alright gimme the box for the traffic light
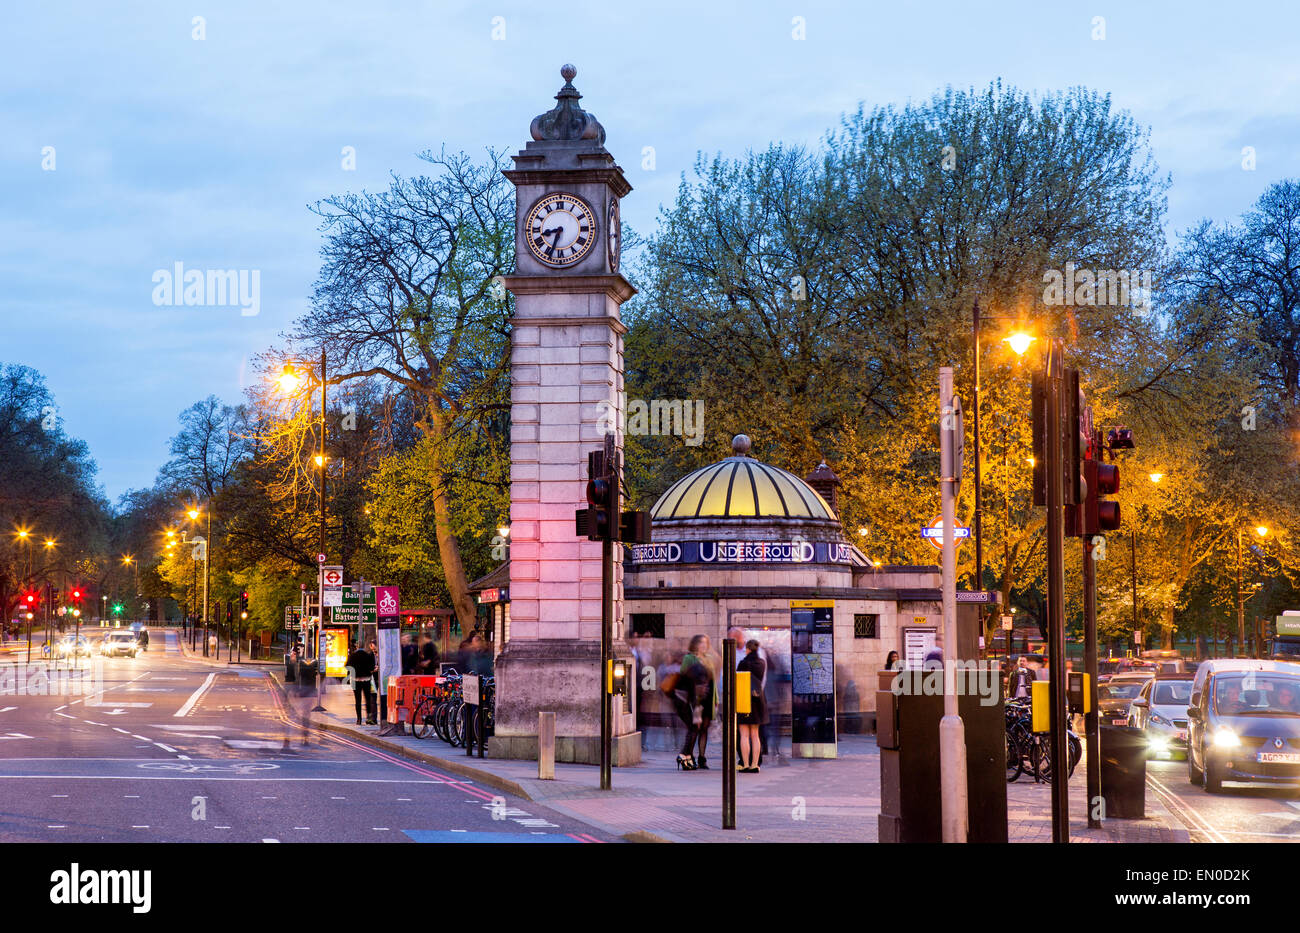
[226,600,233,624]
[71,588,82,603]
[240,591,249,614]
[1083,457,1122,535]
[576,449,618,541]
[24,591,36,608]
[112,603,123,615]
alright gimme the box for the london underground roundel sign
[920,516,971,550]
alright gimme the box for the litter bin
[1099,725,1148,819]
[284,654,297,682]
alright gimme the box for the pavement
[275,668,1191,843]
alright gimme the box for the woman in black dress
[736,640,766,772]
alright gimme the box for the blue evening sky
[2,0,1296,501]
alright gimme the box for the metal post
[600,534,613,791]
[722,637,736,830]
[1236,530,1244,659]
[313,350,328,712]
[1044,343,1069,843]
[1131,529,1139,647]
[972,301,984,595]
[939,367,968,842]
[1083,534,1101,829]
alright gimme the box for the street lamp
[273,351,329,709]
[179,509,211,656]
[971,302,1036,652]
[1237,525,1271,658]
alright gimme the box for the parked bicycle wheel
[434,700,452,743]
[448,701,465,747]
[411,697,436,740]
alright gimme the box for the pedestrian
[401,634,418,676]
[727,626,767,765]
[1008,656,1033,699]
[672,635,716,770]
[466,632,493,676]
[737,640,766,772]
[416,636,439,676]
[884,650,901,671]
[629,634,651,750]
[346,639,378,725]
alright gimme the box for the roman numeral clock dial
[526,192,596,267]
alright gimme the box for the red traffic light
[71,589,81,600]
[1083,460,1121,533]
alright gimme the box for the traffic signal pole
[1083,533,1101,829]
[1043,344,1069,843]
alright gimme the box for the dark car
[1187,660,1300,793]
[1098,679,1148,725]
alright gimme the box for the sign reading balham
[628,540,851,565]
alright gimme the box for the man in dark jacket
[346,641,378,724]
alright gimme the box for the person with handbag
[736,640,767,772]
[669,635,716,770]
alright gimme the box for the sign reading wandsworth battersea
[629,541,852,565]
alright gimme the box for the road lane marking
[0,733,33,740]
[0,706,16,713]
[330,796,346,800]
[131,735,150,741]
[47,825,65,829]
[373,827,389,831]
[124,795,140,798]
[263,838,279,843]
[53,705,67,711]
[113,728,131,734]
[132,825,149,829]
[294,827,310,830]
[175,672,219,717]
[154,743,177,753]
[1146,774,1229,843]
[55,713,76,720]
[51,794,67,797]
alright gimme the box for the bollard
[722,638,736,830]
[538,712,556,780]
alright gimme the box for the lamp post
[275,352,329,710]
[970,301,1034,648]
[1237,525,1270,658]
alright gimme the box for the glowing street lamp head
[16,528,28,540]
[497,525,511,539]
[44,539,56,549]
[277,365,303,393]
[314,455,326,467]
[1006,332,1035,356]
[1026,456,1036,468]
[187,508,200,521]
[1148,473,1163,484]
[1257,526,1270,537]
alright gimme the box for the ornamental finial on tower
[529,64,606,145]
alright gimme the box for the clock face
[525,193,596,267]
[607,197,621,272]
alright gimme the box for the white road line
[131,825,149,829]
[450,829,466,832]
[131,735,150,742]
[1146,774,1230,843]
[47,825,65,829]
[261,796,277,800]
[373,827,389,831]
[113,728,131,734]
[123,795,140,798]
[263,838,279,843]
[175,672,218,717]
[0,706,16,713]
[55,713,76,719]
[154,743,177,753]
[214,826,231,830]
[53,705,67,712]
[177,755,191,760]
[84,721,108,727]
[330,796,346,800]
[51,794,67,798]
[293,826,310,830]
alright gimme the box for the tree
[284,150,513,630]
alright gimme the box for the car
[1186,659,1300,793]
[44,635,92,659]
[1128,675,1194,759]
[100,631,139,658]
[1097,657,1156,684]
[1098,680,1148,726]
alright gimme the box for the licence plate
[1176,731,1187,741]
[1257,752,1300,763]
[1111,719,1127,725]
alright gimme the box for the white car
[100,631,139,658]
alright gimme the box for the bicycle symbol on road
[137,761,280,775]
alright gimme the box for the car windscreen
[1103,683,1144,699]
[1213,674,1300,715]
[1152,682,1190,705]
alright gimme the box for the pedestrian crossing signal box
[1032,674,1091,732]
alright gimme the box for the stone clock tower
[494,65,640,765]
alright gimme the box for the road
[0,628,613,843]
[1147,758,1300,843]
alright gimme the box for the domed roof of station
[650,435,837,524]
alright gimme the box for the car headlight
[1213,728,1241,748]
[1148,736,1170,753]
[1150,713,1170,727]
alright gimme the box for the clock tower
[494,65,640,764]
